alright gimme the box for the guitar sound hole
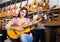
[29,5,31,7]
[14,30,17,34]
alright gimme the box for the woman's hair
[17,7,28,18]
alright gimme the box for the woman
[5,7,33,42]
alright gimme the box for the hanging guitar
[42,0,49,10]
[0,8,3,17]
[4,2,10,17]
[29,0,38,12]
[1,8,5,17]
[12,0,18,16]
[7,17,42,39]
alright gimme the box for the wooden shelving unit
[46,8,60,25]
[45,8,60,42]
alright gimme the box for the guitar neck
[23,23,37,29]
[23,17,42,29]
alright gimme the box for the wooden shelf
[46,8,60,26]
[46,21,60,26]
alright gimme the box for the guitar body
[29,6,37,12]
[42,3,49,10]
[7,24,30,39]
[42,0,49,10]
[1,9,5,17]
[29,0,38,12]
[5,8,9,16]
[0,11,2,17]
[10,7,15,16]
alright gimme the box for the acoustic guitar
[1,8,5,17]
[4,7,9,16]
[9,6,16,16]
[24,0,29,12]
[29,0,38,12]
[42,0,49,10]
[0,9,2,17]
[7,17,42,39]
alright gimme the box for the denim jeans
[20,33,33,42]
[10,33,33,42]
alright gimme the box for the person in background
[31,7,47,42]
[5,7,33,42]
